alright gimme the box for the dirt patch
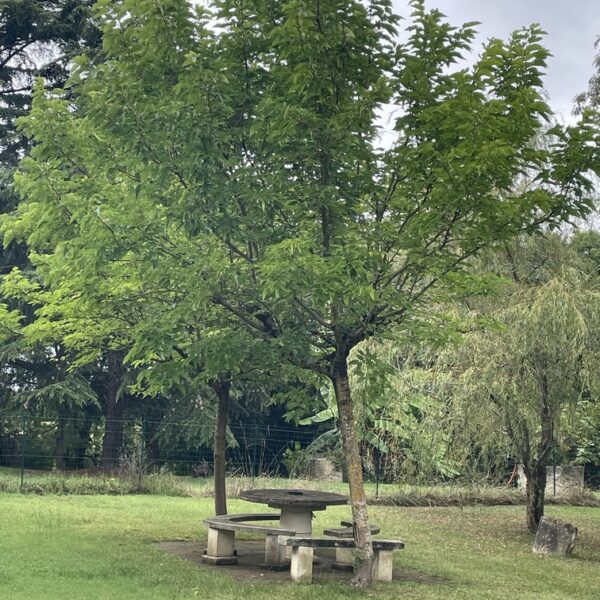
[156,539,444,585]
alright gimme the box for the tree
[457,271,599,531]
[202,2,599,580]
[2,156,298,504]
[5,0,600,585]
[1,0,99,214]
[389,235,600,531]
[294,337,462,483]
[571,229,600,274]
[0,1,101,467]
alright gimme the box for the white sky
[404,0,600,121]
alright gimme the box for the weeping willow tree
[453,272,600,531]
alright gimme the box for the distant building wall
[305,457,343,482]
[517,465,585,495]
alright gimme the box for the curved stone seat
[204,513,295,535]
[202,513,295,567]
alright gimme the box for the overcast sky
[193,0,599,121]
[396,0,600,121]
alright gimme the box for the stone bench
[278,535,405,583]
[202,513,295,567]
[323,521,381,572]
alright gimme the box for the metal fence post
[140,418,146,488]
[20,414,26,491]
[252,424,258,480]
[375,450,382,499]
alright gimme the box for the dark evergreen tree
[0,1,100,467]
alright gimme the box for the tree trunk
[332,353,373,587]
[101,351,125,470]
[210,377,231,516]
[525,462,547,532]
[524,371,553,532]
[72,414,93,470]
[142,417,161,468]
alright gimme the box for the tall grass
[0,469,197,496]
[369,484,600,508]
[1,468,599,507]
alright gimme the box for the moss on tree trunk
[332,352,374,586]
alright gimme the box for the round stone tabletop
[240,488,348,511]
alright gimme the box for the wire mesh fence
[2,415,599,491]
[0,414,335,483]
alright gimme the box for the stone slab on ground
[532,517,578,556]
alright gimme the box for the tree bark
[525,463,547,532]
[524,370,553,532]
[72,414,93,470]
[210,377,231,516]
[142,417,161,467]
[332,352,373,586]
[100,351,125,470]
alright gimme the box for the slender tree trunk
[143,417,161,468]
[524,371,553,532]
[211,377,231,516]
[101,351,125,470]
[524,462,547,532]
[72,414,93,469]
[101,396,124,470]
[332,352,373,587]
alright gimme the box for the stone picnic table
[204,488,405,582]
[239,488,348,538]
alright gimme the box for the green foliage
[2,1,600,506]
[458,273,598,453]
[0,301,21,341]
[17,373,99,412]
[395,236,600,480]
[0,0,99,168]
[0,1,103,448]
[7,0,599,374]
[571,229,600,275]
[293,338,463,481]
[0,469,195,496]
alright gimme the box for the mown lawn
[0,493,598,599]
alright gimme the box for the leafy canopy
[2,0,600,384]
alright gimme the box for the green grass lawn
[0,493,598,599]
